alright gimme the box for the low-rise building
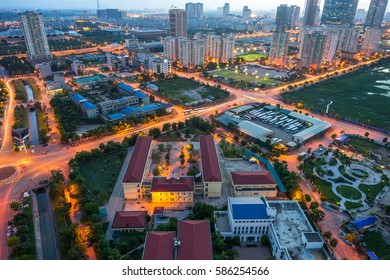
[152,57,172,75]
[199,135,222,198]
[122,136,153,199]
[215,197,327,260]
[150,176,194,203]
[71,93,97,119]
[142,220,213,260]
[231,171,277,197]
[36,62,52,79]
[118,83,150,105]
[112,211,147,232]
[71,59,85,75]
[98,96,139,115]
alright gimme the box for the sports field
[213,69,277,85]
[237,53,266,62]
[282,61,390,131]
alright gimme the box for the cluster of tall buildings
[275,4,300,31]
[185,2,203,19]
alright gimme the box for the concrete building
[221,35,235,63]
[231,171,277,197]
[299,31,328,69]
[112,211,147,232]
[150,177,194,203]
[164,37,206,68]
[36,62,52,79]
[289,5,301,29]
[106,52,118,71]
[361,28,383,56]
[122,136,153,200]
[223,3,230,17]
[117,83,150,105]
[302,0,321,26]
[269,30,290,66]
[143,220,213,260]
[128,29,166,40]
[71,93,97,119]
[215,197,326,260]
[365,0,389,28]
[275,4,291,31]
[186,3,203,19]
[169,9,187,37]
[321,0,359,26]
[242,6,252,21]
[19,11,52,61]
[205,34,235,63]
[71,59,85,75]
[152,57,172,75]
[98,96,139,115]
[199,135,222,198]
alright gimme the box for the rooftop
[112,211,147,229]
[143,231,175,260]
[231,171,276,185]
[288,111,332,141]
[232,204,269,220]
[151,177,194,193]
[107,112,125,121]
[118,83,137,93]
[351,216,377,230]
[238,121,274,141]
[71,93,86,102]
[81,101,96,110]
[122,136,152,183]
[133,91,148,98]
[199,135,222,182]
[177,220,213,260]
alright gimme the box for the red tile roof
[122,136,152,183]
[231,171,276,185]
[112,211,147,229]
[177,220,213,260]
[143,231,175,260]
[150,177,194,192]
[199,135,222,182]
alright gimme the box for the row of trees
[273,160,300,199]
[0,79,8,124]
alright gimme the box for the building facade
[152,58,172,75]
[19,11,52,61]
[150,177,194,203]
[269,30,290,66]
[98,96,139,115]
[365,0,389,28]
[361,28,383,56]
[321,0,359,25]
[186,3,203,19]
[169,9,187,37]
[231,171,278,197]
[302,0,321,26]
[242,6,252,21]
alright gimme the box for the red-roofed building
[112,211,147,232]
[142,220,213,260]
[199,135,222,198]
[150,176,194,203]
[231,171,277,197]
[122,136,152,199]
[177,220,213,260]
[142,231,175,260]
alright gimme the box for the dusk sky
[0,0,385,12]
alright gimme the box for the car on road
[31,150,36,154]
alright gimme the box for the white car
[31,150,36,154]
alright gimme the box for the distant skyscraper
[289,5,301,29]
[19,11,51,61]
[321,0,358,25]
[106,9,123,20]
[185,3,203,20]
[269,30,290,65]
[361,28,383,55]
[223,3,230,17]
[355,9,367,21]
[169,9,187,37]
[275,4,291,31]
[365,0,389,28]
[243,6,252,21]
[303,0,321,26]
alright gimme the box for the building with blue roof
[215,197,327,260]
[80,101,97,119]
[107,112,125,121]
[71,93,87,103]
[118,83,150,105]
[351,216,377,231]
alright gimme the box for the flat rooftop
[268,201,327,260]
[215,212,231,233]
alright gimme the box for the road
[1,56,389,259]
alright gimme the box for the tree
[364,132,369,138]
[178,121,184,130]
[329,238,338,248]
[304,194,311,203]
[162,123,171,132]
[331,133,337,140]
[83,202,99,217]
[148,127,161,138]
[383,137,388,144]
[251,144,260,153]
[7,236,21,248]
[323,231,332,239]
[310,201,319,211]
[172,123,177,131]
[180,158,185,166]
[310,209,325,223]
[10,202,21,211]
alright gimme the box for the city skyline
[0,0,388,12]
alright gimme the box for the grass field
[78,151,125,206]
[213,70,277,85]
[237,53,266,62]
[362,231,390,259]
[344,201,363,209]
[282,61,390,131]
[359,181,387,203]
[336,185,362,200]
[154,76,228,104]
[312,175,341,205]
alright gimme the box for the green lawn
[312,175,341,205]
[344,201,363,209]
[338,165,357,182]
[78,151,126,206]
[237,53,266,62]
[362,231,390,260]
[154,76,228,104]
[359,181,387,203]
[329,176,353,184]
[336,185,362,200]
[213,70,277,85]
[281,61,390,131]
[348,136,386,154]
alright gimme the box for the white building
[361,28,383,56]
[205,34,235,63]
[36,62,52,79]
[186,2,203,19]
[169,9,187,37]
[164,37,206,68]
[152,57,172,75]
[71,59,85,76]
[221,36,235,62]
[19,11,52,61]
[215,197,327,260]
